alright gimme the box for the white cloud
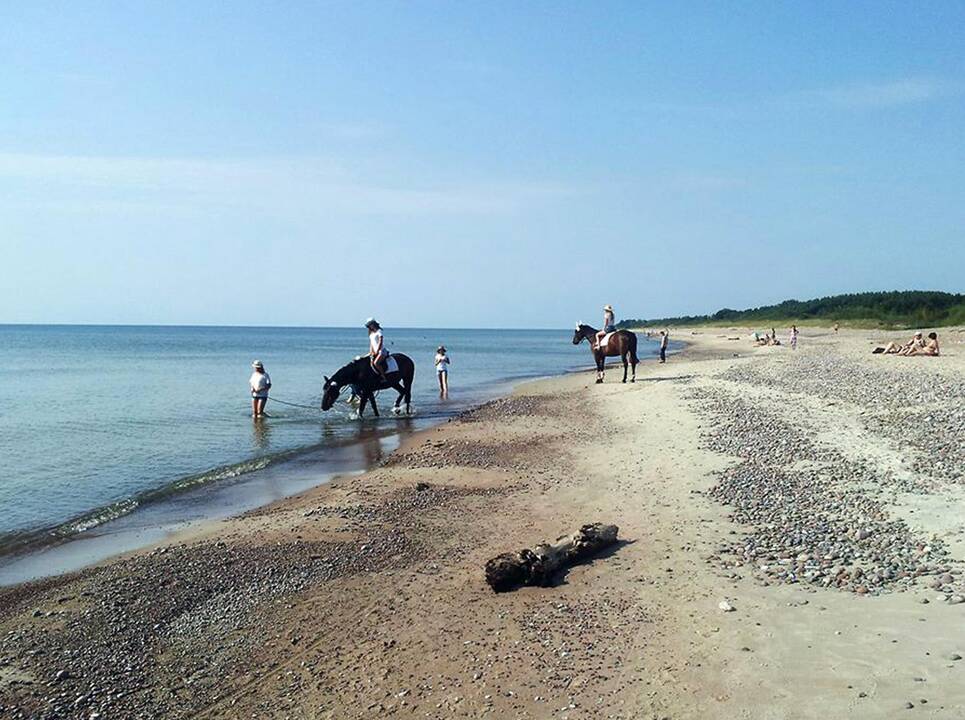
[797,77,952,109]
[0,153,577,217]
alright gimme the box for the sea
[0,325,667,584]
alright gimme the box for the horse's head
[572,322,588,345]
[321,375,341,411]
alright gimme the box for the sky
[2,1,964,328]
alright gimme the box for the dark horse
[321,354,415,417]
[572,323,638,383]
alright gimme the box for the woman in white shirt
[365,318,388,380]
[595,304,616,350]
[435,345,450,397]
[249,360,271,418]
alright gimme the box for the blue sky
[2,2,963,327]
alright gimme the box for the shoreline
[0,336,681,587]
[4,326,960,719]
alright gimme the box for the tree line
[617,291,965,329]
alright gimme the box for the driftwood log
[485,523,619,593]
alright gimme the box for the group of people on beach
[249,304,686,418]
[753,325,799,349]
[247,318,453,418]
[874,330,941,357]
[365,317,451,396]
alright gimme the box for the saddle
[379,354,399,374]
[597,332,617,350]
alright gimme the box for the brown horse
[573,323,639,383]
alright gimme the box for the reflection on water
[251,417,273,451]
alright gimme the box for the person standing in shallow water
[249,361,271,418]
[435,345,450,397]
[658,330,668,363]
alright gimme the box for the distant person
[834,322,840,333]
[790,325,799,350]
[249,360,271,418]
[365,318,388,380]
[435,345,450,396]
[658,330,668,363]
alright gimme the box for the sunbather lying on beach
[875,331,924,355]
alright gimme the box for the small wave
[0,451,302,557]
[0,421,417,559]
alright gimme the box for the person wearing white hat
[249,360,271,418]
[897,331,925,356]
[365,318,388,380]
[595,304,617,350]
[435,345,450,397]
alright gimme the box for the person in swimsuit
[595,304,616,350]
[908,332,940,356]
[365,318,388,380]
[435,345,450,397]
[790,325,799,350]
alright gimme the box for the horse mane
[331,357,366,386]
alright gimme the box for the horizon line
[0,321,570,331]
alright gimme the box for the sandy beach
[2,326,964,719]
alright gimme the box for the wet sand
[1,326,964,719]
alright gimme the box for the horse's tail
[400,353,415,403]
[627,332,639,365]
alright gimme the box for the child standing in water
[435,346,450,397]
[249,360,271,418]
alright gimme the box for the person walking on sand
[658,330,668,363]
[435,345,450,397]
[365,318,388,380]
[595,304,617,350]
[790,325,799,350]
[249,360,271,418]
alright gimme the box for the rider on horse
[365,318,388,381]
[595,304,616,350]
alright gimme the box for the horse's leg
[622,351,628,383]
[596,352,604,383]
[390,382,405,414]
[357,391,368,418]
[369,391,380,417]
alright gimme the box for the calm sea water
[0,325,665,559]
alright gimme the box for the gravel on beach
[694,345,964,599]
